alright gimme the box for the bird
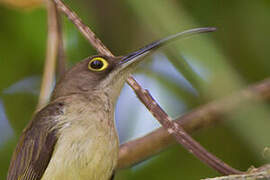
[7,27,215,180]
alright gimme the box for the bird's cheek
[77,82,95,92]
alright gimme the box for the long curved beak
[119,27,216,67]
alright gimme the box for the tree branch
[38,0,60,108]
[53,0,113,57]
[55,10,66,79]
[125,77,242,175]
[203,164,270,180]
[118,78,270,169]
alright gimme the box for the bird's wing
[7,102,64,180]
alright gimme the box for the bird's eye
[88,57,109,72]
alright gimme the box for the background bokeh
[1,0,270,179]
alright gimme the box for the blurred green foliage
[1,0,270,179]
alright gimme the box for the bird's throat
[42,94,119,180]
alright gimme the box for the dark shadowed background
[1,0,270,179]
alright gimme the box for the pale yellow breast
[41,95,119,180]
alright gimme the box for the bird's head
[52,27,216,101]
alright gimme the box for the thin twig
[38,0,60,108]
[118,78,270,169]
[51,0,241,175]
[55,10,66,78]
[53,0,113,57]
[126,77,242,175]
[203,164,270,180]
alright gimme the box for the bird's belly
[41,124,119,180]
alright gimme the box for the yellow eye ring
[88,57,109,72]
